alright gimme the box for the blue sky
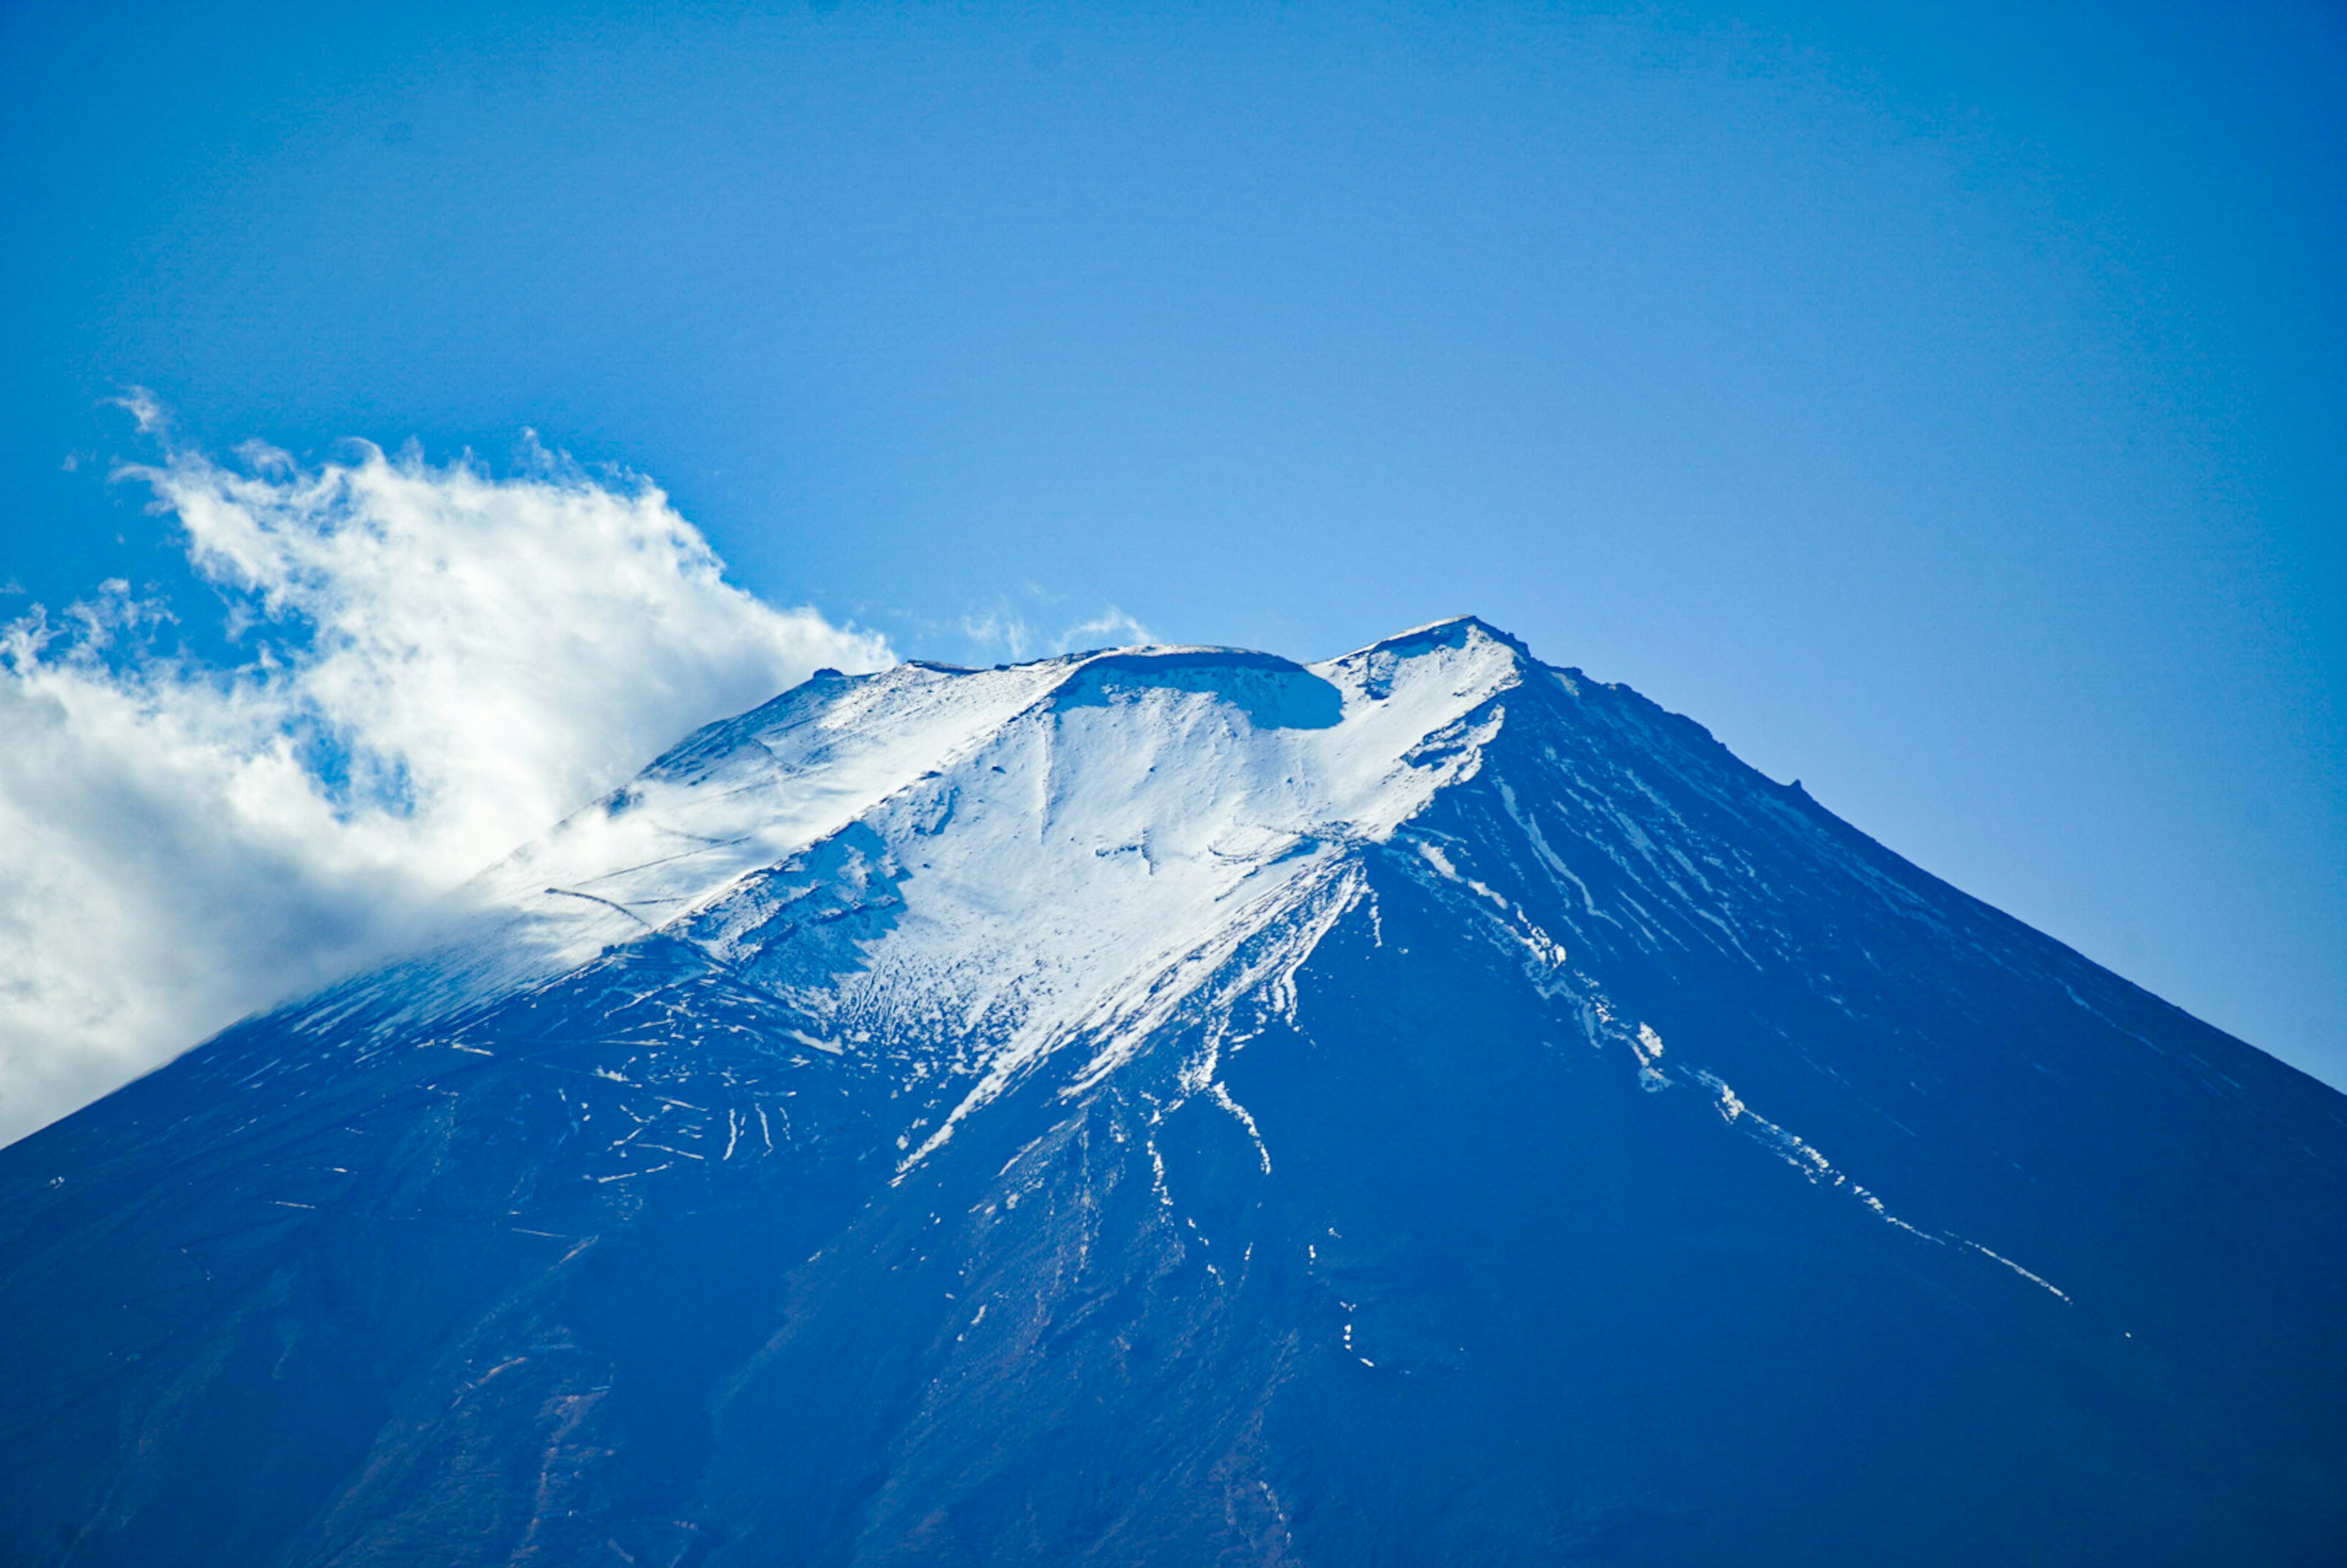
[2,0,2341,1102]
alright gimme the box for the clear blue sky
[4,0,2342,1085]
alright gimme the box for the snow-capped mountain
[3,618,2343,1566]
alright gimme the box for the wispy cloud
[957,594,1156,663]
[0,419,889,1145]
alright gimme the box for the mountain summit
[4,618,2343,1566]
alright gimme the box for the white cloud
[1058,608,1156,649]
[958,599,1156,662]
[0,431,889,1146]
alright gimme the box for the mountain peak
[410,622,1544,1093]
[1358,612,1538,662]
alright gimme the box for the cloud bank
[0,432,889,1145]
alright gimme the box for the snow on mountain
[397,623,1526,1160]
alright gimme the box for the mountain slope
[2,618,2342,1566]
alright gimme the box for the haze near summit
[0,0,2340,1139]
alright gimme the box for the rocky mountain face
[2,617,2342,1566]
